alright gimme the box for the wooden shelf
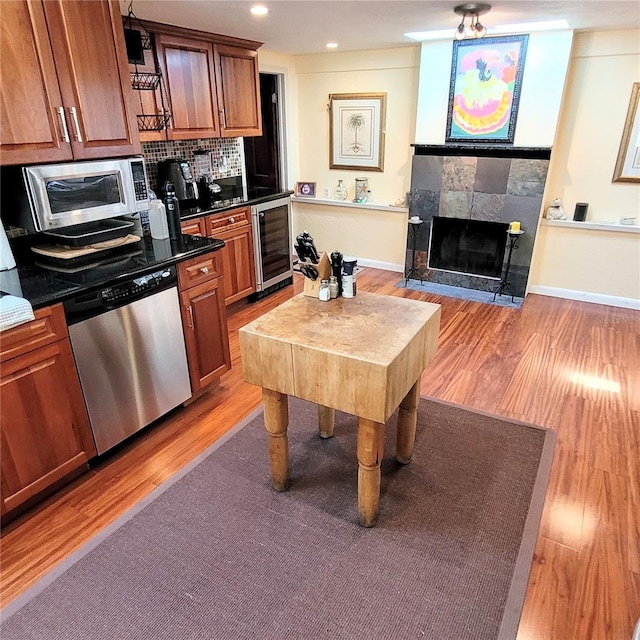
[291,196,408,214]
[541,219,640,234]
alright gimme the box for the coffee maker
[157,159,199,208]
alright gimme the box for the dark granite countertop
[178,187,293,221]
[1,186,292,311]
[1,234,224,310]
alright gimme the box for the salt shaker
[318,279,330,301]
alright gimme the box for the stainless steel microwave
[19,157,150,231]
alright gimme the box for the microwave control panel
[131,159,150,211]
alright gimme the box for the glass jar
[355,177,368,203]
[318,279,330,301]
[329,275,339,298]
[334,180,348,201]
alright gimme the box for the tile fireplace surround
[406,145,551,298]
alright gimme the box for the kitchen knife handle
[69,107,83,142]
[57,107,70,143]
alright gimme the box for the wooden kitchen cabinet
[214,44,262,137]
[155,33,221,140]
[0,304,96,520]
[178,253,231,392]
[137,21,262,140]
[0,0,140,166]
[206,208,257,305]
[181,218,207,237]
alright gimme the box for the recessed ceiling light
[250,5,269,16]
[404,19,570,42]
[404,29,454,41]
[494,19,570,33]
[326,42,338,49]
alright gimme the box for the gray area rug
[1,398,554,640]
[396,279,524,308]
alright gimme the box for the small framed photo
[295,181,316,197]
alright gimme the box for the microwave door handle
[57,107,70,143]
[69,107,83,142]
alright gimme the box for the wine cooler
[250,196,293,299]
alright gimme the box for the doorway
[243,72,285,191]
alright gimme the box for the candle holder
[405,218,424,285]
[493,229,524,302]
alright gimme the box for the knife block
[302,252,331,297]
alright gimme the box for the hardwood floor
[2,268,639,639]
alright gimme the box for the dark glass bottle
[163,181,182,241]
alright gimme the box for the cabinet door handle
[187,305,194,329]
[199,266,209,274]
[57,107,70,143]
[69,107,83,142]
[220,108,226,128]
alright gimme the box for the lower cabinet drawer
[177,252,221,289]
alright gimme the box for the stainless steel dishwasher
[63,265,191,455]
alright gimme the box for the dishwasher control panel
[102,268,173,303]
[64,266,177,325]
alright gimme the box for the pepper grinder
[330,250,343,296]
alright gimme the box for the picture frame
[295,181,316,197]
[329,92,386,171]
[612,82,640,183]
[445,35,529,144]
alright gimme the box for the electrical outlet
[324,187,330,197]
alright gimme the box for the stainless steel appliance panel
[251,197,293,292]
[22,157,149,231]
[68,286,191,454]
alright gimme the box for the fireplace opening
[428,217,509,278]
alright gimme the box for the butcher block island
[239,292,441,526]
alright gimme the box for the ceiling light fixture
[250,5,269,16]
[454,3,491,40]
[326,42,338,49]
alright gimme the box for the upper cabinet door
[156,34,221,140]
[214,44,262,137]
[43,0,140,160]
[0,0,139,166]
[0,0,72,165]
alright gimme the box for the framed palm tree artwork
[329,93,386,171]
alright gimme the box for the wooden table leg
[262,388,289,491]
[318,405,335,439]
[357,417,385,527]
[396,378,421,464]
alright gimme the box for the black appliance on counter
[157,159,199,207]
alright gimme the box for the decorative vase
[334,179,347,200]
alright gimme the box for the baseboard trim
[528,285,640,310]
[357,258,404,273]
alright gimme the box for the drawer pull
[200,266,209,274]
[229,217,235,224]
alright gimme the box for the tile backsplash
[143,138,244,195]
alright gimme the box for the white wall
[294,47,420,205]
[528,30,640,305]
[288,47,420,268]
[415,31,574,147]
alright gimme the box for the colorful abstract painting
[445,35,529,144]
